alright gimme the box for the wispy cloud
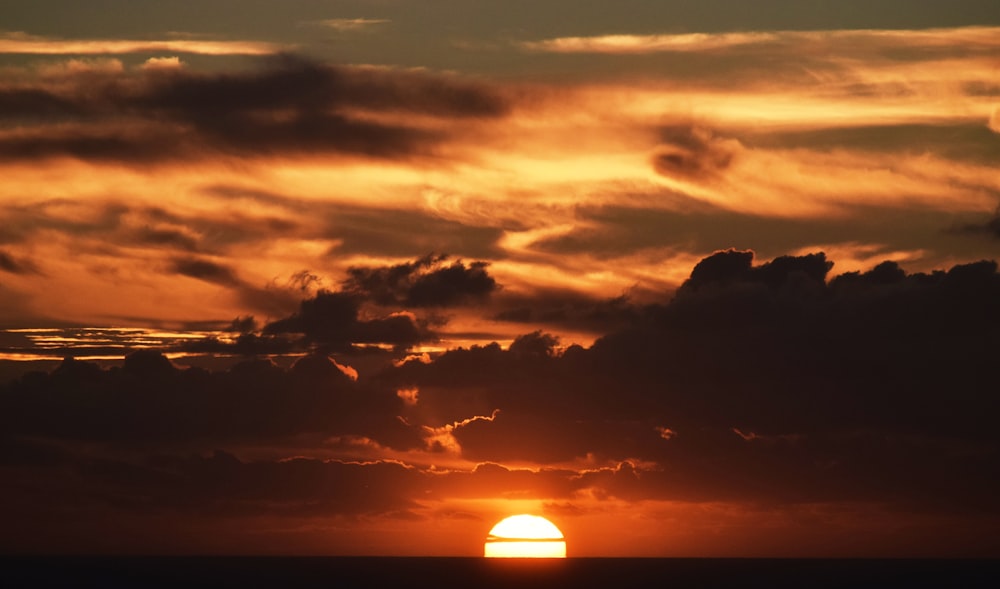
[0,31,285,55]
[522,26,1000,54]
[306,18,390,32]
[522,31,779,53]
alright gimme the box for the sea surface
[2,557,998,588]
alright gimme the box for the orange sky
[1,2,999,557]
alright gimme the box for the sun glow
[484,514,566,558]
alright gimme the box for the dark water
[2,557,998,588]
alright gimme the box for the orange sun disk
[484,514,567,558]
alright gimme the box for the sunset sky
[1,1,999,556]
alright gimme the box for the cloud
[0,55,509,164]
[1,251,998,554]
[343,254,497,307]
[0,350,418,449]
[170,257,241,286]
[521,26,1000,55]
[0,249,41,275]
[522,31,781,54]
[387,251,1000,506]
[951,206,1000,239]
[140,56,183,70]
[243,254,500,351]
[651,126,742,181]
[263,291,432,351]
[681,248,833,290]
[0,31,284,55]
[309,19,391,32]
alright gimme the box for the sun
[484,514,566,558]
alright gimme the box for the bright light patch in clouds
[523,31,780,53]
[140,56,183,70]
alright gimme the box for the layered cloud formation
[2,252,998,554]
[0,23,996,335]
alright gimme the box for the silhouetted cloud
[344,254,497,307]
[0,55,509,163]
[386,251,1000,509]
[1,251,998,554]
[0,351,417,449]
[170,257,241,286]
[263,291,431,350]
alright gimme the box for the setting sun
[484,514,567,558]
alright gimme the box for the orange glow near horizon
[484,514,567,558]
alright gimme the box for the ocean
[2,557,998,588]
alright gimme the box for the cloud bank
[2,252,997,555]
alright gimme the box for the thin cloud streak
[0,31,286,55]
[307,19,391,32]
[522,26,1000,54]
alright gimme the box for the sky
[1,1,999,556]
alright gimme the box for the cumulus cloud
[230,254,501,352]
[140,56,183,70]
[261,291,428,351]
[388,251,1000,504]
[343,254,497,307]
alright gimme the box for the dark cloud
[0,249,41,275]
[951,206,1000,240]
[493,288,644,335]
[263,290,432,350]
[343,254,497,307]
[2,251,998,553]
[170,257,241,286]
[0,87,88,120]
[682,248,832,289]
[327,207,507,259]
[652,126,741,180]
[387,251,1000,510]
[740,122,1000,166]
[0,127,182,163]
[133,227,200,251]
[532,203,1000,264]
[137,55,507,119]
[252,255,499,351]
[0,351,418,450]
[0,56,509,163]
